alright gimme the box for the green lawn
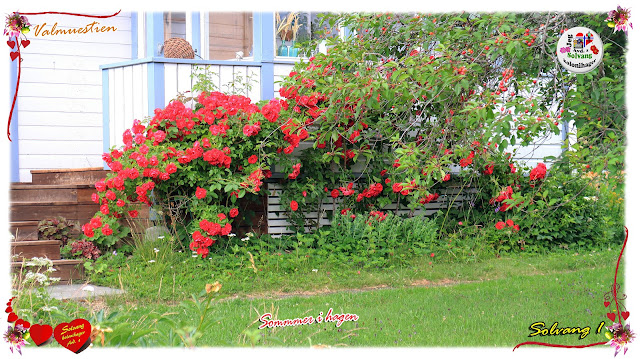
[82,249,622,347]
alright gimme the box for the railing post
[101,69,110,169]
[253,12,275,101]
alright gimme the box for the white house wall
[17,12,132,182]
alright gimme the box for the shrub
[37,216,78,245]
[82,91,297,257]
[295,212,439,268]
[82,11,625,259]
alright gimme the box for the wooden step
[11,240,61,260]
[10,184,96,203]
[10,221,39,241]
[31,167,108,186]
[10,201,99,223]
[11,259,84,284]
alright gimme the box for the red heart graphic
[7,40,15,49]
[54,319,91,353]
[7,312,18,322]
[604,301,610,308]
[607,312,617,322]
[622,311,630,320]
[5,306,12,313]
[30,324,53,346]
[21,39,30,48]
[15,319,30,329]
[10,51,19,61]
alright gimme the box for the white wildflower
[82,285,95,292]
[241,237,250,242]
[312,269,318,273]
[148,260,156,263]
[154,248,160,253]
[228,233,236,237]
[25,257,53,267]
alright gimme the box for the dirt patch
[225,284,391,301]
[410,278,460,287]
[221,279,480,302]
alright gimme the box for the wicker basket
[163,37,195,59]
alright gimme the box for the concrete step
[10,184,96,203]
[10,221,39,241]
[11,240,61,261]
[30,167,108,186]
[11,259,84,284]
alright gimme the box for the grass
[17,241,623,348]
[53,246,622,347]
[92,244,621,304]
[98,260,621,347]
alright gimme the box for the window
[208,12,253,60]
[275,12,340,57]
[164,12,186,40]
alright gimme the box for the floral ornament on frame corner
[5,12,31,58]
[606,5,633,34]
[5,12,31,141]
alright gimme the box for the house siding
[17,12,132,182]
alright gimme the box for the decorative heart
[30,324,54,346]
[604,301,611,308]
[6,40,15,49]
[54,319,92,353]
[10,51,19,61]
[21,39,30,48]
[15,319,30,329]
[622,311,630,320]
[7,312,18,322]
[5,306,12,313]
[607,312,617,322]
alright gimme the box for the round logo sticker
[556,27,604,73]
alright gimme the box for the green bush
[294,212,439,268]
[442,167,624,254]
[516,170,624,251]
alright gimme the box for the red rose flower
[90,217,102,229]
[530,162,547,181]
[82,224,94,238]
[229,208,239,218]
[495,221,506,230]
[331,189,340,198]
[101,225,113,236]
[128,210,139,218]
[195,187,207,199]
[248,155,258,164]
[290,200,299,211]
